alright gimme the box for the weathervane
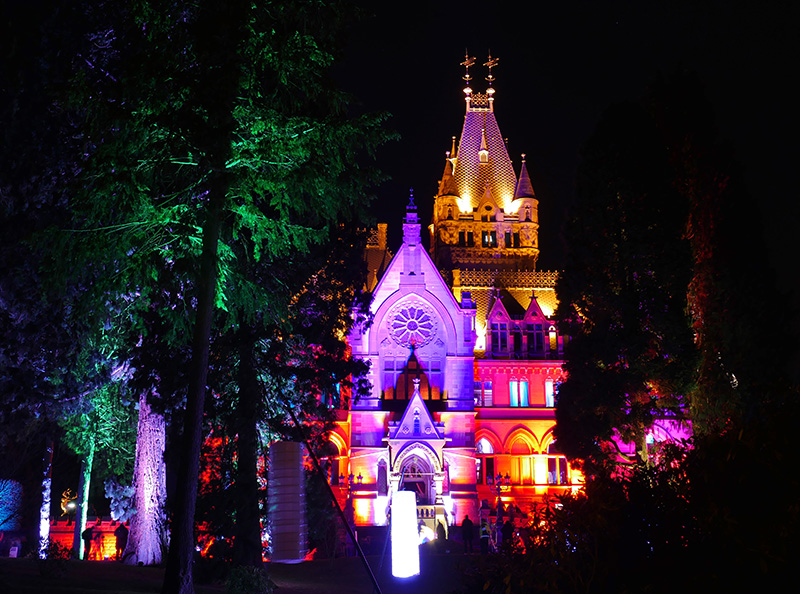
[461,51,476,92]
[484,52,499,90]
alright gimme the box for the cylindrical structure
[391,490,420,578]
[269,442,306,563]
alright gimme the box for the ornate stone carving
[388,301,437,348]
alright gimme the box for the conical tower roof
[437,155,458,197]
[452,94,517,210]
[514,155,536,199]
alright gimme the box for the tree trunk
[124,391,167,565]
[161,165,226,594]
[160,4,247,591]
[233,327,264,567]
[38,439,54,559]
[72,438,95,559]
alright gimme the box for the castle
[327,59,582,532]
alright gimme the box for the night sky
[334,0,797,302]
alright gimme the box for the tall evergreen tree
[49,1,389,591]
[555,100,696,467]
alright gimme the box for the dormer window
[490,322,508,353]
[479,148,488,163]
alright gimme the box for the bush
[226,565,274,594]
[37,540,73,578]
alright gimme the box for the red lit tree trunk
[233,327,264,567]
[124,391,167,565]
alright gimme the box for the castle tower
[431,54,557,352]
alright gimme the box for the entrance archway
[399,454,433,505]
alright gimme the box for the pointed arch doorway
[399,455,433,505]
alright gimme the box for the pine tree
[51,1,389,590]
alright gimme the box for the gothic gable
[388,380,445,441]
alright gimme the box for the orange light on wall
[353,497,373,525]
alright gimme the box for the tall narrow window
[491,323,499,353]
[545,379,555,408]
[467,231,474,246]
[510,380,529,407]
[474,381,483,406]
[519,380,529,407]
[458,231,465,246]
[505,231,512,247]
[483,381,493,406]
[485,457,495,485]
[378,461,388,496]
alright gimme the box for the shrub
[226,565,274,594]
[37,539,73,578]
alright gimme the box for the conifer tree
[50,1,389,590]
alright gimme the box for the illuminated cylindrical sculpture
[391,491,420,578]
[269,442,306,563]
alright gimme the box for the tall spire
[514,154,536,199]
[437,153,458,197]
[403,188,421,246]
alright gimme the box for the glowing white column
[269,442,307,563]
[391,491,420,578]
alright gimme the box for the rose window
[388,302,436,348]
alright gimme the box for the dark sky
[334,0,797,300]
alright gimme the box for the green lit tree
[52,1,389,590]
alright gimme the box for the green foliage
[58,380,136,482]
[225,565,274,594]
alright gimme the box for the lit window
[548,325,558,353]
[483,381,493,406]
[547,442,568,485]
[510,380,529,407]
[545,379,555,408]
[476,438,494,454]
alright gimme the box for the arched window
[377,460,388,496]
[476,437,494,454]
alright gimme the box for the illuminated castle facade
[329,65,581,530]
